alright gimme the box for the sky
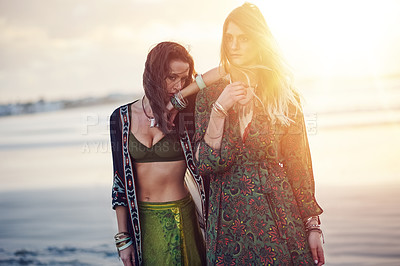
[1,0,400,103]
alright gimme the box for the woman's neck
[142,96,154,117]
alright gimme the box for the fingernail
[314,260,318,264]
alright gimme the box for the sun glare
[250,0,400,78]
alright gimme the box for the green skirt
[139,194,205,266]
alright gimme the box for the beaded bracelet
[195,74,207,90]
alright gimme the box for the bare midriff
[134,159,188,202]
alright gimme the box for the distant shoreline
[0,93,139,117]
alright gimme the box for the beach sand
[0,104,400,265]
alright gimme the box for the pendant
[149,117,156,128]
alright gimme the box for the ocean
[0,103,121,265]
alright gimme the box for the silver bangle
[195,74,207,90]
[213,101,228,116]
[212,104,227,118]
[171,91,188,111]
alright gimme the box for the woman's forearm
[204,109,226,150]
[195,110,225,161]
[115,206,130,233]
[180,66,225,98]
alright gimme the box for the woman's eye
[239,36,249,42]
[168,76,176,81]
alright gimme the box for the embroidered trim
[180,130,206,226]
[120,106,142,265]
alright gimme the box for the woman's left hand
[308,231,325,265]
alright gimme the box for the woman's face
[224,22,258,66]
[165,60,190,99]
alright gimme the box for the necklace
[142,96,157,128]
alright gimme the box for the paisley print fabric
[139,194,206,266]
[194,79,323,265]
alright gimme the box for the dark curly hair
[143,41,195,134]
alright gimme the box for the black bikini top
[128,131,185,163]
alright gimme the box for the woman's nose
[174,80,183,91]
[230,38,239,50]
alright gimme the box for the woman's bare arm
[167,66,225,124]
[180,66,226,98]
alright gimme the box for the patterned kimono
[110,101,206,266]
[194,79,323,265]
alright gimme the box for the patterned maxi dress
[194,79,323,265]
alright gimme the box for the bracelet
[114,232,130,241]
[170,91,188,111]
[213,101,228,117]
[305,224,321,231]
[115,237,131,244]
[117,239,133,251]
[195,74,207,90]
[116,239,132,249]
[177,90,188,107]
[212,104,226,118]
[303,216,325,243]
[303,216,320,225]
[304,216,320,230]
[114,232,133,258]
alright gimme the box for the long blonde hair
[220,2,301,125]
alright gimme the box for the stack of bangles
[170,90,188,111]
[304,216,324,243]
[212,101,228,117]
[114,232,133,257]
[170,74,206,111]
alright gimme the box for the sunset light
[1,1,400,265]
[251,0,400,78]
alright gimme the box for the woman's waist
[136,181,189,202]
[138,193,193,210]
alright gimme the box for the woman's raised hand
[216,82,248,111]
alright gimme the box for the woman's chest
[225,112,285,161]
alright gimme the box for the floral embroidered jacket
[194,79,323,265]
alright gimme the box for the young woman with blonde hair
[180,3,325,265]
